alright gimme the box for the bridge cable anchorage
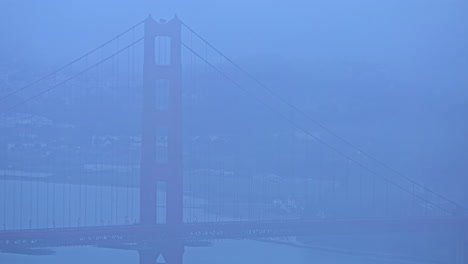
[0,20,145,105]
[180,42,454,215]
[180,21,465,213]
[2,38,144,113]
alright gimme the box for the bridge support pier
[138,245,184,264]
[161,245,184,264]
[456,232,467,264]
[139,249,159,264]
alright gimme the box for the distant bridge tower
[139,15,184,264]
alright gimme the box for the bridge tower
[140,15,184,264]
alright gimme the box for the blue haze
[0,0,467,263]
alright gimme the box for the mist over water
[0,1,467,263]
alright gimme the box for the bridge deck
[0,217,466,250]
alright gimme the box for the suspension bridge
[0,15,467,263]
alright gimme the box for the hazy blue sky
[1,0,467,68]
[0,1,467,262]
[0,0,467,201]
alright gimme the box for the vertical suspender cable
[131,28,135,224]
[114,37,119,225]
[84,54,89,226]
[2,111,6,230]
[110,47,114,226]
[126,41,130,225]
[19,145,23,229]
[100,47,104,226]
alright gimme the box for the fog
[0,0,467,263]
